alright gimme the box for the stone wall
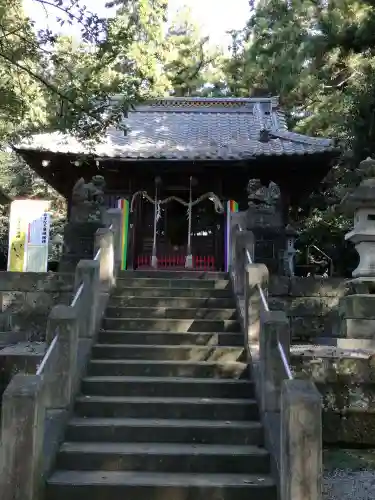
[268,276,375,445]
[269,276,349,343]
[291,347,375,445]
[0,272,74,345]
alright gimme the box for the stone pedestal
[246,205,285,274]
[340,293,375,339]
[280,379,322,500]
[59,222,102,272]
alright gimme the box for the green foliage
[164,7,225,97]
[1,0,374,275]
[0,0,49,140]
[219,0,375,275]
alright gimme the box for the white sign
[8,200,51,272]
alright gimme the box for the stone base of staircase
[45,271,277,500]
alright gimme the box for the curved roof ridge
[112,95,279,104]
[269,129,335,147]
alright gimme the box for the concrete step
[119,269,229,280]
[46,470,277,500]
[112,287,232,298]
[116,278,230,289]
[105,306,238,320]
[98,330,244,347]
[75,395,259,420]
[91,344,243,362]
[81,376,254,399]
[65,417,264,445]
[56,442,270,474]
[118,271,229,280]
[102,318,241,332]
[88,359,247,378]
[109,296,236,308]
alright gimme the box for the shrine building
[14,96,340,272]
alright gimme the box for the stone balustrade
[0,208,122,500]
[231,222,323,500]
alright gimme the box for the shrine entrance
[131,180,224,270]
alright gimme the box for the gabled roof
[15,97,338,161]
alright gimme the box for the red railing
[136,255,216,270]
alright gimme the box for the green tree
[164,7,224,97]
[221,0,375,274]
[106,0,171,96]
[0,0,167,141]
[0,0,48,140]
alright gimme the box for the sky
[23,0,250,49]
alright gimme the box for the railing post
[45,305,79,408]
[260,310,290,413]
[74,260,100,338]
[95,227,115,291]
[245,263,268,344]
[105,208,122,272]
[280,379,322,500]
[0,374,45,500]
[234,229,254,296]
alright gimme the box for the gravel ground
[324,450,375,499]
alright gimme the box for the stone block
[341,318,375,339]
[319,381,375,413]
[1,292,25,311]
[24,291,71,309]
[105,208,122,270]
[280,379,322,500]
[244,263,269,344]
[269,296,287,311]
[290,314,336,341]
[290,277,349,298]
[289,296,339,317]
[0,288,72,342]
[0,374,45,500]
[74,260,100,338]
[45,305,79,407]
[291,352,374,383]
[340,294,375,319]
[60,222,103,272]
[347,278,375,294]
[269,275,290,296]
[0,272,74,292]
[42,409,69,475]
[234,230,254,296]
[0,331,26,347]
[322,409,375,446]
[260,310,290,412]
[95,228,115,291]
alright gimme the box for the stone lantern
[343,164,375,279]
[340,158,375,340]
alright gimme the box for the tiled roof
[15,97,338,160]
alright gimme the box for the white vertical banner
[8,200,51,272]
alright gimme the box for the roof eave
[15,146,340,162]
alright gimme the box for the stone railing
[0,208,122,500]
[231,224,323,500]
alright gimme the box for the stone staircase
[45,271,277,500]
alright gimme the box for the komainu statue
[71,175,106,223]
[247,178,281,210]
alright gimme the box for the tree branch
[0,49,97,121]
[34,0,105,42]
